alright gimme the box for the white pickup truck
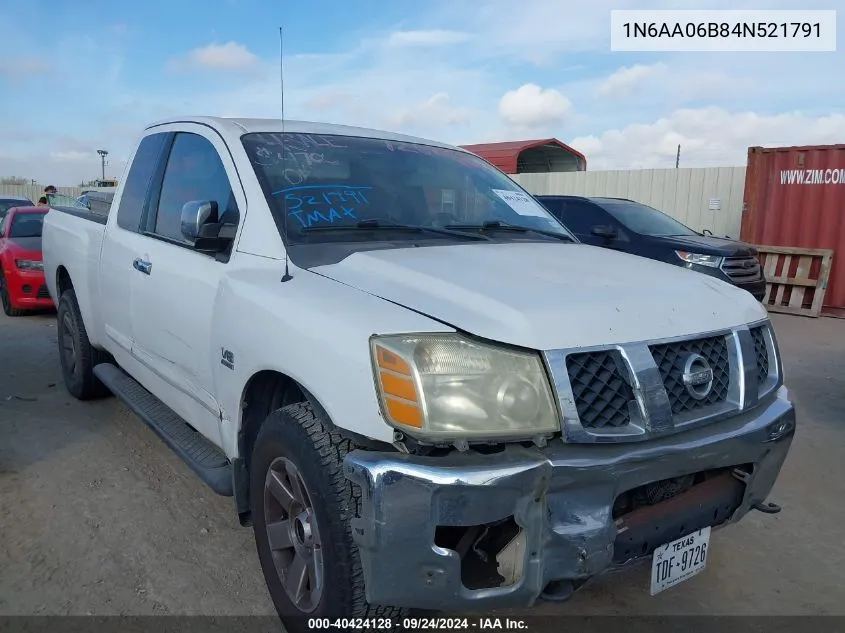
[42,117,795,628]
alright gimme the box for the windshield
[242,132,574,245]
[595,199,698,237]
[47,193,88,209]
[9,211,47,238]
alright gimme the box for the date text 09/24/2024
[307,618,529,630]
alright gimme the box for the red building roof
[460,138,587,174]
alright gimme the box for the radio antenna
[279,25,293,282]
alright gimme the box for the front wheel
[0,272,25,317]
[250,402,404,632]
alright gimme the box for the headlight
[370,333,560,441]
[15,259,43,271]
[675,251,723,268]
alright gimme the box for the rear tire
[57,289,110,400]
[250,402,405,633]
[0,272,25,317]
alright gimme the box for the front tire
[250,402,403,632]
[57,289,110,400]
[0,272,25,317]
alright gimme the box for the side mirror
[180,200,218,241]
[180,200,237,254]
[591,225,617,240]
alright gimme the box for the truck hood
[312,242,767,350]
[654,234,757,257]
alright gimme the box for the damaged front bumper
[343,387,795,611]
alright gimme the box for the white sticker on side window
[492,189,548,217]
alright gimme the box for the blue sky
[0,0,842,184]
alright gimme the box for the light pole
[97,149,109,181]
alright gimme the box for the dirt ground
[1,310,843,617]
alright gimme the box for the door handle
[133,258,152,275]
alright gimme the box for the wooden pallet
[757,246,834,317]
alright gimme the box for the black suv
[536,195,766,301]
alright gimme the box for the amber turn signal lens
[374,344,422,429]
[380,372,418,402]
[384,398,423,428]
[376,345,412,376]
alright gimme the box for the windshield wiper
[444,220,576,242]
[301,219,489,241]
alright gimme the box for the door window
[555,201,608,239]
[152,132,239,244]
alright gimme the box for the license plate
[650,526,711,595]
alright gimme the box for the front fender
[210,259,453,459]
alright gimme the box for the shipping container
[741,144,845,317]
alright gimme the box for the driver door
[128,126,245,444]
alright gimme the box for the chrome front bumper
[343,388,795,611]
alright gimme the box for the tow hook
[752,501,782,514]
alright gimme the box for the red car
[0,206,54,316]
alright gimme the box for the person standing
[36,185,57,206]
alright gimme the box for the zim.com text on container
[780,169,845,186]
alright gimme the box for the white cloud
[597,63,668,97]
[390,93,472,127]
[305,91,352,111]
[167,41,259,72]
[387,29,471,46]
[187,47,498,141]
[0,128,38,143]
[498,84,571,128]
[0,57,51,77]
[3,0,843,185]
[49,150,92,163]
[464,0,620,62]
[569,108,845,169]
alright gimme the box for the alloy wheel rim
[263,456,324,612]
[61,313,77,376]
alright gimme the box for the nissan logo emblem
[682,353,714,400]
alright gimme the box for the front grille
[566,350,634,428]
[721,256,762,283]
[750,326,769,385]
[36,285,50,299]
[547,322,781,444]
[649,335,731,414]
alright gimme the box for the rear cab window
[116,133,169,232]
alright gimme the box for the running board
[94,363,233,496]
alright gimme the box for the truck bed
[50,204,108,225]
[42,205,109,349]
